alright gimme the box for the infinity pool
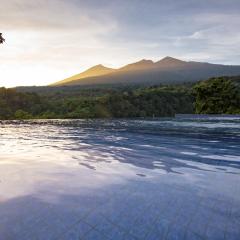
[0,118,239,240]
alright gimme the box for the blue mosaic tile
[205,226,225,240]
[94,216,116,236]
[107,226,128,240]
[83,228,109,240]
[60,221,92,240]
[165,224,187,240]
[185,230,205,240]
[84,211,105,227]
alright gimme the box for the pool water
[0,118,239,240]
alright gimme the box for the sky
[0,0,240,87]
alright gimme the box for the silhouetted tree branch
[0,33,5,44]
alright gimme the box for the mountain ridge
[53,64,115,86]
[51,57,240,86]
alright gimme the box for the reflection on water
[0,118,240,240]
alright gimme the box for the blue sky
[0,0,240,87]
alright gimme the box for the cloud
[0,0,240,86]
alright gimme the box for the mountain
[155,56,188,68]
[51,57,240,86]
[119,59,155,71]
[52,64,115,86]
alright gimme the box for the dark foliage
[0,76,239,119]
[194,76,240,114]
[0,84,194,119]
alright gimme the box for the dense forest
[194,76,240,114]
[0,76,239,119]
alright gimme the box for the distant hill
[51,57,240,86]
[52,64,115,86]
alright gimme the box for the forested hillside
[0,76,239,119]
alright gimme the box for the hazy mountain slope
[52,57,240,86]
[52,64,115,86]
[119,59,155,71]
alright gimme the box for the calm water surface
[0,118,240,240]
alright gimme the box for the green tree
[194,77,240,114]
[14,110,33,119]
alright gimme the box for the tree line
[0,76,239,120]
